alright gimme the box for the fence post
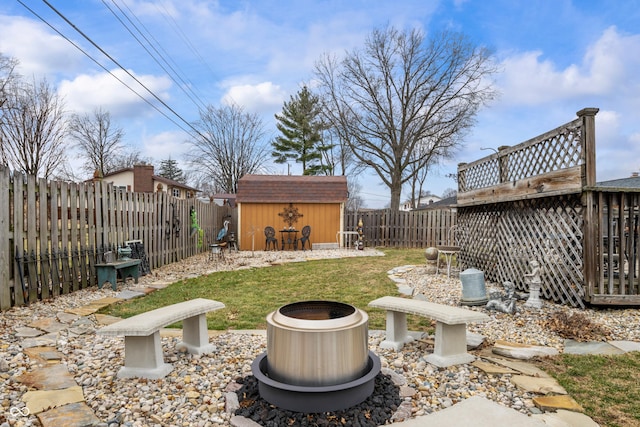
[578,108,599,302]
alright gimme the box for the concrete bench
[369,296,489,367]
[97,298,225,379]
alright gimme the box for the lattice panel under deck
[459,194,586,308]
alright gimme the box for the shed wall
[238,202,342,250]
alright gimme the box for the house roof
[595,176,640,190]
[237,175,348,203]
[102,167,199,192]
[416,195,458,210]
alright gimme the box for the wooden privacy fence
[344,208,457,248]
[0,166,232,310]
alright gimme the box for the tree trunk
[390,180,402,212]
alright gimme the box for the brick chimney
[134,164,154,193]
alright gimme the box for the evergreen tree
[158,158,185,183]
[271,86,330,175]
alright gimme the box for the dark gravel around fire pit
[234,373,403,426]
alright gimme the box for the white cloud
[141,130,191,166]
[0,15,83,77]
[58,69,172,119]
[497,26,640,106]
[220,81,287,115]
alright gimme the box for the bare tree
[111,150,154,171]
[186,103,270,194]
[314,26,497,211]
[441,187,457,199]
[0,53,19,110]
[1,54,20,159]
[346,179,365,211]
[68,107,125,177]
[0,77,67,178]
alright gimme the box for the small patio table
[280,229,298,250]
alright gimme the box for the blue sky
[2,1,640,208]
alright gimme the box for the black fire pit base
[251,351,381,413]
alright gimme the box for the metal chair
[436,225,466,278]
[264,226,278,250]
[299,225,312,251]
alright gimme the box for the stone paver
[510,375,567,395]
[564,339,625,355]
[28,318,68,333]
[23,346,63,363]
[21,332,58,348]
[492,340,560,359]
[17,363,78,389]
[481,354,551,377]
[471,360,517,375]
[533,395,584,412]
[609,340,640,353]
[114,289,146,299]
[22,385,85,414]
[36,402,100,427]
[532,409,600,427]
[14,326,45,338]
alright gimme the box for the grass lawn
[101,248,432,331]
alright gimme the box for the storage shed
[236,175,348,251]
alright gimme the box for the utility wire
[115,0,209,109]
[28,0,203,138]
[153,2,218,80]
[104,0,208,111]
[15,0,193,136]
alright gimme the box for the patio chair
[436,225,466,278]
[299,225,312,251]
[264,226,278,251]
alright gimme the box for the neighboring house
[400,194,442,211]
[211,193,237,208]
[417,195,457,211]
[236,175,348,250]
[595,172,640,189]
[97,164,199,199]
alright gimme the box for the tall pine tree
[271,86,330,175]
[158,158,185,183]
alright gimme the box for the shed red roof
[237,175,348,203]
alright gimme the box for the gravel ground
[2,248,639,426]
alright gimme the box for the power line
[21,0,204,139]
[15,0,194,136]
[104,0,209,111]
[152,2,218,80]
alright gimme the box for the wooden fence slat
[0,167,10,310]
[39,177,51,299]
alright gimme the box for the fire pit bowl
[254,300,381,412]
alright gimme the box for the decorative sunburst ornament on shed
[278,203,303,228]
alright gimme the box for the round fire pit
[254,300,381,412]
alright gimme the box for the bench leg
[118,265,140,286]
[425,321,475,367]
[379,311,414,351]
[117,332,173,379]
[97,267,116,290]
[176,314,216,355]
